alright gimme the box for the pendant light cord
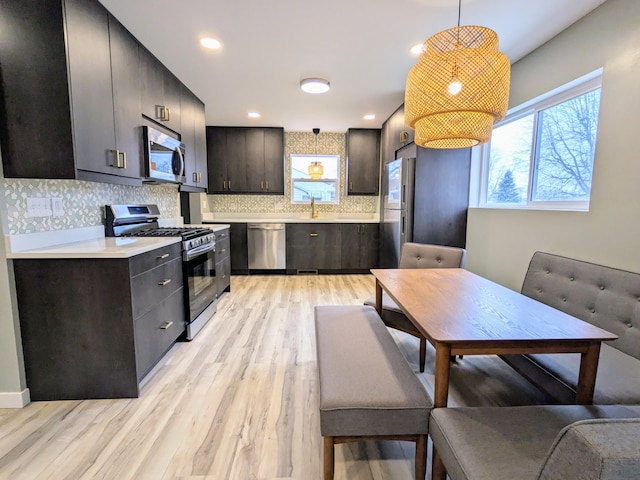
[457,0,461,27]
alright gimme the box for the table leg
[434,342,452,408]
[576,341,601,405]
[375,279,382,316]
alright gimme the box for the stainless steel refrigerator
[381,157,415,268]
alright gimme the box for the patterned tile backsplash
[2,179,180,235]
[207,131,379,214]
[1,131,378,235]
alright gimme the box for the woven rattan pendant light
[405,1,510,149]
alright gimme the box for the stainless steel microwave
[143,125,185,183]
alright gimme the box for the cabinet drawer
[134,288,185,380]
[216,258,230,297]
[131,257,183,319]
[215,236,230,263]
[129,243,182,277]
[286,223,341,248]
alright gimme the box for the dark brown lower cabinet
[13,243,185,400]
[215,228,231,295]
[228,223,248,274]
[286,224,342,273]
[341,223,380,271]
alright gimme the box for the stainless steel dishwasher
[247,223,286,270]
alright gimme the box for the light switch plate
[51,197,64,217]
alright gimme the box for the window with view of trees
[290,154,340,203]
[482,74,602,209]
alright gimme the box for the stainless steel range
[105,204,218,340]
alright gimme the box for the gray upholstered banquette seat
[501,251,640,404]
[430,404,640,480]
[364,242,466,372]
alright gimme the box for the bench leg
[431,444,447,480]
[419,337,426,373]
[324,436,334,480]
[415,434,427,480]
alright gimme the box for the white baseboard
[0,389,31,408]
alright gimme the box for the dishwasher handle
[247,223,285,230]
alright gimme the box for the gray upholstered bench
[429,404,640,480]
[500,251,640,404]
[314,305,433,480]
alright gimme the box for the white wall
[466,0,640,290]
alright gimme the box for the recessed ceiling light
[410,43,425,55]
[200,37,221,50]
[248,112,261,118]
[364,114,376,120]
[300,78,330,94]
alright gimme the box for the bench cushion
[314,305,432,437]
[429,404,640,480]
[538,418,640,480]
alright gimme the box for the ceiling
[100,0,608,132]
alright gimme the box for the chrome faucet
[311,196,318,218]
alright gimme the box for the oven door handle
[183,243,215,261]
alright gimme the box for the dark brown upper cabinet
[0,0,143,185]
[179,86,208,192]
[346,128,381,195]
[140,47,181,133]
[207,127,284,194]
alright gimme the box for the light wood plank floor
[0,275,552,480]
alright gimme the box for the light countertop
[6,236,181,259]
[201,213,379,224]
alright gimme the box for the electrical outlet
[26,197,52,217]
[51,197,64,217]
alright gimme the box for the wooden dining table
[371,268,618,408]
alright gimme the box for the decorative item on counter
[405,0,510,149]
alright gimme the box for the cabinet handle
[266,180,269,190]
[219,249,226,253]
[349,181,353,191]
[261,180,264,190]
[160,321,173,330]
[197,172,202,183]
[400,131,408,142]
[228,180,231,189]
[162,107,171,122]
[119,151,127,169]
[158,279,171,286]
[157,253,170,259]
[110,149,120,168]
[310,233,318,237]
[193,172,198,183]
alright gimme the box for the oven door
[183,244,217,325]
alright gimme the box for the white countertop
[6,236,181,259]
[201,213,379,224]
[4,222,230,259]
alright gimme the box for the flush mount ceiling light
[248,111,261,118]
[200,37,221,50]
[363,114,376,120]
[300,78,330,94]
[405,0,510,149]
[410,43,425,55]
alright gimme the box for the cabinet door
[341,224,379,270]
[139,47,165,124]
[245,128,266,193]
[226,128,249,192]
[263,128,285,194]
[286,224,341,271]
[206,126,228,192]
[346,128,381,195]
[0,0,75,178]
[65,0,117,175]
[109,15,141,179]
[229,223,248,274]
[194,98,208,191]
[162,69,182,132]
[180,86,197,188]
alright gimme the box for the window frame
[479,71,603,211]
[290,153,341,205]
